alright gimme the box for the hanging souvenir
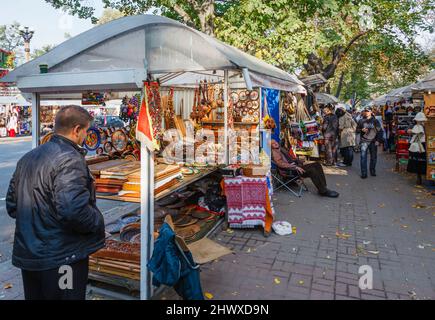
[239,91,247,101]
[84,127,101,151]
[119,96,130,122]
[145,82,163,142]
[249,90,259,101]
[111,129,128,152]
[230,92,239,104]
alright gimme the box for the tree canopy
[44,0,435,100]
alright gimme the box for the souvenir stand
[0,94,32,137]
[3,15,305,299]
[412,70,435,181]
[385,85,422,170]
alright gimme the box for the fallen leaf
[205,292,214,300]
[292,227,297,234]
[336,231,352,239]
[378,203,386,208]
[3,283,13,290]
[226,229,234,234]
[367,250,380,255]
[412,204,427,209]
[246,248,252,253]
[298,280,305,285]
[274,278,281,285]
[401,225,409,229]
[415,185,424,189]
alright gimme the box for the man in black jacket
[356,106,384,179]
[6,105,105,300]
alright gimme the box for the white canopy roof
[315,92,339,105]
[0,94,31,106]
[2,15,305,94]
[412,70,435,92]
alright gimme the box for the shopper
[356,106,384,179]
[6,105,105,300]
[7,111,18,137]
[271,140,339,198]
[407,112,427,185]
[336,105,357,167]
[321,104,339,166]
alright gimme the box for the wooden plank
[89,159,131,175]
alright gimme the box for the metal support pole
[223,70,229,165]
[140,147,154,300]
[31,93,40,149]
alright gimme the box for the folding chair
[271,160,308,197]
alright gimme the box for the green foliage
[44,0,435,96]
[0,22,24,52]
[31,45,56,59]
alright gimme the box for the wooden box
[243,165,269,177]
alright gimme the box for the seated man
[271,140,339,198]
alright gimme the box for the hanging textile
[261,88,280,143]
[145,82,163,144]
[137,82,159,151]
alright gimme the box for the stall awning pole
[31,93,40,149]
[140,147,153,300]
[224,70,229,165]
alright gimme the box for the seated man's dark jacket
[6,134,105,271]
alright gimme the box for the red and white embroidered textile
[223,176,269,229]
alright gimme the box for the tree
[31,45,56,59]
[97,8,125,25]
[215,0,434,93]
[45,0,238,35]
[0,21,24,52]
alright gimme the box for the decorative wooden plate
[84,128,101,151]
[111,129,128,152]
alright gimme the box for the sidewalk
[1,151,434,300]
[0,136,32,144]
[160,151,435,300]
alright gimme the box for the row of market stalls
[2,15,328,299]
[371,70,435,182]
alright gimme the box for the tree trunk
[198,1,215,36]
[335,72,345,98]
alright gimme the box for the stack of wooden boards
[92,160,141,195]
[89,159,183,199]
[90,240,140,280]
[118,164,182,199]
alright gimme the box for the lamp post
[19,26,35,62]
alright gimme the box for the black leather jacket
[6,134,105,271]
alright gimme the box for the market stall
[411,70,435,181]
[2,14,305,299]
[0,94,32,137]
